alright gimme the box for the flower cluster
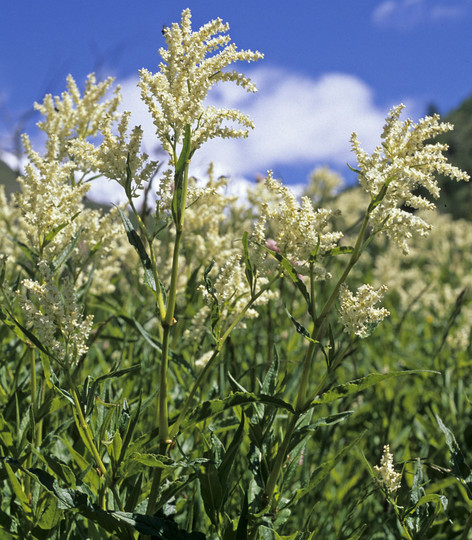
[68,111,159,197]
[199,253,274,331]
[303,165,343,203]
[34,74,121,162]
[17,261,93,364]
[338,283,389,338]
[16,138,89,257]
[374,444,402,494]
[138,8,263,159]
[253,171,343,277]
[351,104,469,254]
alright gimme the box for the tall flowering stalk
[70,8,263,516]
[250,105,469,518]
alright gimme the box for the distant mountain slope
[0,158,19,195]
[436,94,472,219]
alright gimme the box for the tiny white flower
[338,283,389,338]
[374,444,402,494]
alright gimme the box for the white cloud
[117,67,404,180]
[7,67,415,205]
[373,0,468,27]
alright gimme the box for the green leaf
[203,261,221,341]
[288,411,353,453]
[218,413,245,488]
[22,465,205,538]
[257,242,313,317]
[285,308,318,345]
[42,454,76,488]
[0,307,52,357]
[200,462,223,525]
[51,225,82,273]
[118,396,142,467]
[42,222,69,250]
[2,459,33,519]
[307,370,437,410]
[324,245,354,257]
[235,491,248,540]
[180,392,294,432]
[0,255,6,288]
[84,364,140,417]
[172,124,192,226]
[242,231,255,294]
[368,176,393,213]
[116,206,156,293]
[261,349,279,397]
[37,494,62,530]
[436,414,472,499]
[129,452,208,471]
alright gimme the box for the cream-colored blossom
[14,75,136,294]
[17,260,93,364]
[34,73,121,163]
[253,171,342,277]
[16,144,89,257]
[195,350,214,369]
[68,111,159,197]
[374,444,402,494]
[199,253,275,330]
[303,166,343,203]
[138,8,263,159]
[351,104,469,254]
[338,283,389,338]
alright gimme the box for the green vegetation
[0,9,471,540]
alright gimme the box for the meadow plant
[0,8,471,540]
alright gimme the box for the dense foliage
[1,9,472,540]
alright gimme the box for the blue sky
[1,0,471,198]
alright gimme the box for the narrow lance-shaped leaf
[285,431,365,507]
[116,206,156,293]
[218,413,245,487]
[261,348,279,396]
[255,241,312,316]
[307,370,438,410]
[51,224,83,273]
[179,392,295,433]
[436,414,472,499]
[285,307,318,345]
[172,123,192,226]
[242,231,255,295]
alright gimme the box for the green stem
[168,277,279,441]
[265,208,375,510]
[146,154,191,518]
[295,209,371,411]
[261,413,300,510]
[157,325,171,443]
[25,348,37,499]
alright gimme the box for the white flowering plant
[0,8,471,540]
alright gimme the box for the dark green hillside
[435,94,472,219]
[0,158,19,195]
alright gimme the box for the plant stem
[295,208,372,411]
[24,348,37,499]
[147,151,191,518]
[260,412,300,510]
[168,277,278,441]
[266,208,374,511]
